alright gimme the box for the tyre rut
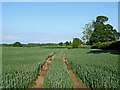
[62,53,89,89]
[32,53,56,88]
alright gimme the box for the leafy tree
[69,41,72,46]
[82,20,94,44]
[89,16,120,45]
[65,41,69,46]
[13,42,22,47]
[59,42,63,46]
[86,41,90,45]
[72,38,82,48]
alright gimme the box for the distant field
[66,49,119,89]
[2,47,57,88]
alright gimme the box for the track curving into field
[62,53,88,89]
[32,53,56,88]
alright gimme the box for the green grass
[44,50,73,88]
[65,49,119,89]
[2,47,58,88]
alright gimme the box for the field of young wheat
[1,47,119,89]
[2,47,57,88]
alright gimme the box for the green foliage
[2,47,57,88]
[98,42,110,50]
[89,16,120,45]
[59,42,63,46]
[64,41,69,46]
[13,42,22,47]
[66,49,119,89]
[72,38,82,48]
[85,41,90,45]
[40,43,58,46]
[91,43,100,49]
[44,50,73,88]
[108,41,120,50]
[96,16,108,24]
[82,20,94,44]
[91,41,120,50]
[69,41,72,46]
[2,44,13,47]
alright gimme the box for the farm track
[62,53,89,89]
[32,52,89,89]
[32,53,56,88]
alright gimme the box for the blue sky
[2,2,118,44]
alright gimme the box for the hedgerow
[91,41,120,50]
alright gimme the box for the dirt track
[62,53,89,89]
[32,54,56,88]
[32,52,89,89]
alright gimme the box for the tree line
[2,41,73,47]
[2,39,83,48]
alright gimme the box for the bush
[91,41,120,50]
[108,41,120,50]
[98,42,110,50]
[91,43,100,49]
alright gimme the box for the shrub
[91,43,100,49]
[91,41,120,50]
[108,41,120,50]
[98,42,110,50]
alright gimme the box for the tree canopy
[82,16,120,45]
[82,20,94,44]
[72,38,82,48]
[59,42,63,46]
[64,41,69,46]
[13,42,22,47]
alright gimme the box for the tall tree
[82,20,94,44]
[89,16,120,45]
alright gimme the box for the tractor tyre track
[62,53,89,89]
[32,53,56,88]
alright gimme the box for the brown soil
[32,54,56,88]
[62,53,89,89]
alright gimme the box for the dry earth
[32,54,56,88]
[62,53,89,89]
[31,52,89,89]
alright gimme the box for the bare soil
[62,53,89,89]
[32,54,56,88]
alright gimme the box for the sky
[2,2,118,44]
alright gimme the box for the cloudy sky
[2,2,118,44]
